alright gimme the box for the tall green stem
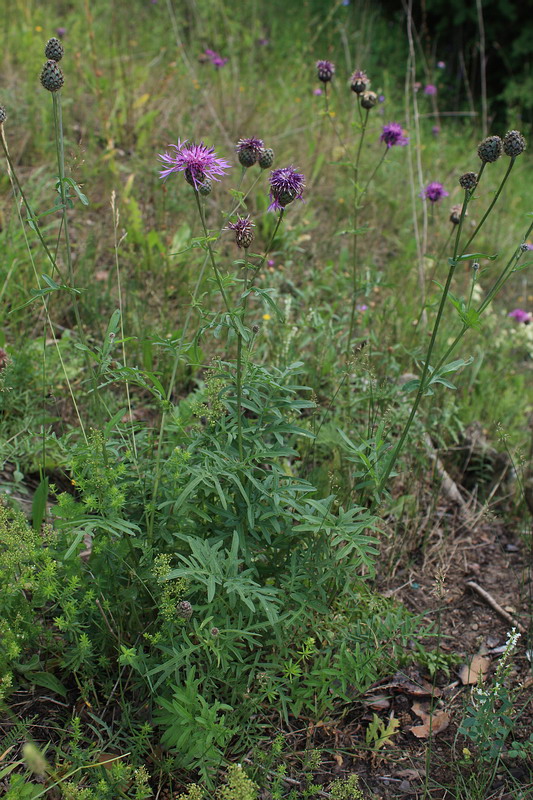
[377,194,469,493]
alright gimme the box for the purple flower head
[227,215,255,248]
[378,94,385,103]
[316,60,335,83]
[236,137,264,155]
[420,181,449,202]
[424,84,437,96]
[158,139,231,189]
[268,166,305,212]
[508,308,531,324]
[356,304,368,312]
[204,48,228,68]
[236,137,264,167]
[258,37,269,46]
[432,125,441,136]
[380,122,409,148]
[56,27,66,38]
[437,61,446,69]
[313,88,323,96]
[525,242,533,250]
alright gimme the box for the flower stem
[377,193,470,493]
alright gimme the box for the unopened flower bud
[503,129,526,157]
[477,135,503,163]
[45,37,64,62]
[40,60,64,92]
[258,147,274,169]
[459,172,478,191]
[177,600,193,620]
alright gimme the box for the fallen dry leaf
[395,768,424,781]
[459,655,490,685]
[410,701,450,738]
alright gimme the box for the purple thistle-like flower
[432,125,440,136]
[158,139,231,189]
[380,122,409,148]
[420,181,449,202]
[227,215,255,248]
[236,137,264,168]
[316,60,335,83]
[437,61,445,69]
[268,166,305,212]
[204,48,228,68]
[424,84,437,96]
[508,308,531,324]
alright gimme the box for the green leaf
[28,671,68,698]
[456,252,498,262]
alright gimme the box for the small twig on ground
[465,580,527,633]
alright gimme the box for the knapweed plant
[0,13,532,795]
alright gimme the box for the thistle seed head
[45,37,64,62]
[503,129,526,157]
[360,91,378,109]
[449,204,465,225]
[477,135,503,163]
[459,171,478,191]
[40,60,64,92]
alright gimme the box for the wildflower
[268,166,305,211]
[227,215,255,249]
[522,242,533,251]
[204,48,228,68]
[45,37,64,62]
[380,122,409,148]
[177,600,193,619]
[424,84,437,96]
[262,313,271,321]
[313,88,323,96]
[258,147,274,169]
[316,60,335,83]
[40,60,64,92]
[420,181,449,202]
[477,135,503,163]
[258,38,269,46]
[350,69,368,94]
[503,130,526,157]
[508,309,531,324]
[158,139,231,190]
[432,125,440,136]
[236,137,264,168]
[361,91,378,110]
[459,172,478,191]
[56,27,66,38]
[437,61,446,69]
[356,304,368,312]
[449,204,465,225]
[378,94,385,103]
